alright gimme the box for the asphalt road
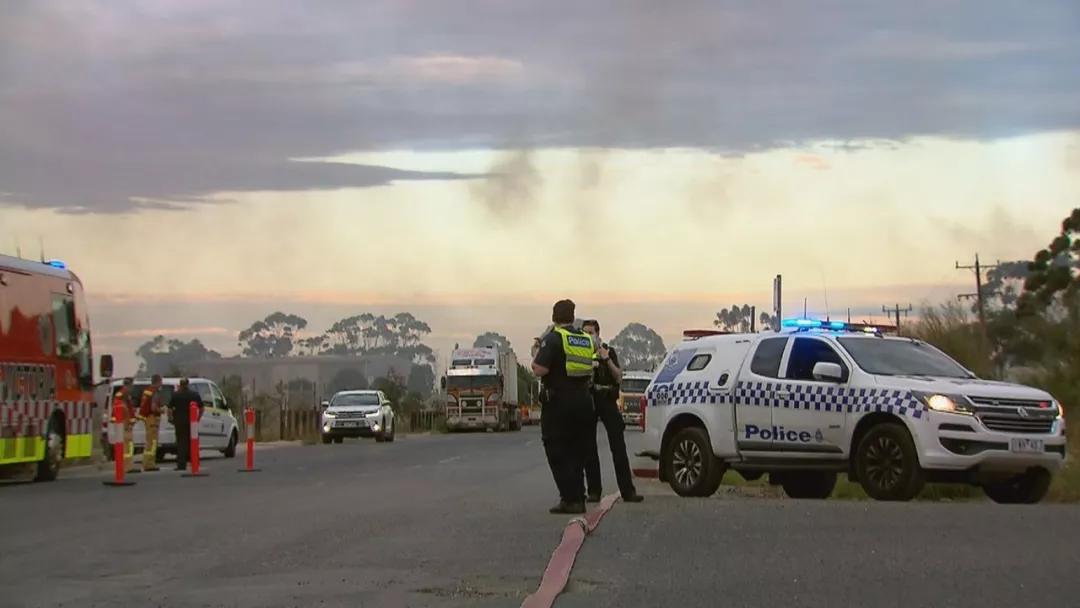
[2,426,1079,608]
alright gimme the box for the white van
[100,377,240,461]
[642,321,1066,503]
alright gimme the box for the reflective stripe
[554,327,596,377]
[0,436,44,464]
[65,433,93,458]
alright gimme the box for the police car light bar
[46,259,67,269]
[779,318,897,334]
[682,329,731,340]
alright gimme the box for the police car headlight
[914,392,973,415]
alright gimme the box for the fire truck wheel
[34,417,64,482]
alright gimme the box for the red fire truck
[0,254,112,481]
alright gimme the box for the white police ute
[641,320,1067,503]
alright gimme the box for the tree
[1020,207,1080,313]
[984,261,1031,310]
[714,304,755,332]
[136,336,221,376]
[473,332,512,352]
[327,367,369,394]
[319,312,435,365]
[237,312,308,358]
[610,323,667,372]
[218,374,244,413]
[373,375,405,406]
[759,311,778,332]
[517,363,537,404]
[406,363,435,397]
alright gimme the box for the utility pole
[956,254,999,327]
[882,303,912,328]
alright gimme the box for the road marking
[526,440,538,447]
[438,456,461,465]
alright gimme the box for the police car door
[734,336,788,451]
[772,336,851,455]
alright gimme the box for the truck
[618,371,653,427]
[1,255,112,481]
[642,320,1067,503]
[442,347,520,432]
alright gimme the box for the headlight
[913,392,973,415]
[1054,400,1066,420]
[322,412,335,419]
[366,411,381,418]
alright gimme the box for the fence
[408,410,445,433]
[249,407,320,442]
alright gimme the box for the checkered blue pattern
[735,381,926,419]
[647,380,926,420]
[647,381,730,407]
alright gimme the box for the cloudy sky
[2,1,1079,374]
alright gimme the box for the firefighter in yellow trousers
[139,374,164,471]
[116,378,136,462]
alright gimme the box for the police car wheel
[982,468,1051,504]
[223,432,238,458]
[855,423,924,501]
[665,427,724,497]
[322,435,333,444]
[778,471,837,499]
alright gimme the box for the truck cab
[619,371,653,427]
[642,320,1066,503]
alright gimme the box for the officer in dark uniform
[532,299,596,514]
[582,320,644,503]
[167,378,204,471]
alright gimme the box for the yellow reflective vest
[553,326,596,378]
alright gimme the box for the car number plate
[1010,438,1044,454]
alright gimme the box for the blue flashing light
[781,318,892,334]
[46,259,67,270]
[781,318,822,329]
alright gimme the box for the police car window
[750,337,786,378]
[786,338,848,382]
[687,354,712,371]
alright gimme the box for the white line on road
[526,440,538,447]
[438,456,461,464]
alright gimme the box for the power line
[955,254,999,327]
[882,304,912,328]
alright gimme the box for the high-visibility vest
[553,326,596,378]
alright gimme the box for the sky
[1,1,1079,375]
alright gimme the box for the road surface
[2,427,1078,608]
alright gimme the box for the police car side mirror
[321,401,330,409]
[99,354,114,379]
[812,362,844,383]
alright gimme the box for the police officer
[532,299,596,514]
[138,374,164,472]
[582,320,644,504]
[168,378,204,471]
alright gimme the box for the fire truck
[0,255,112,481]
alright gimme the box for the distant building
[182,354,415,396]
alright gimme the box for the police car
[641,319,1067,503]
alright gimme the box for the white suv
[321,390,396,444]
[100,377,241,461]
[643,322,1067,503]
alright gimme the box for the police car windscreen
[331,394,380,406]
[837,338,971,378]
[620,378,650,394]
